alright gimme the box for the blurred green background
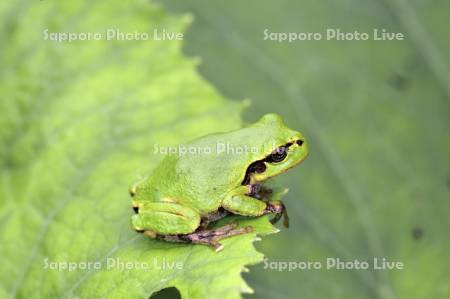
[160,0,450,298]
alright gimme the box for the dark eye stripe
[241,160,266,185]
[241,141,297,185]
[248,161,267,173]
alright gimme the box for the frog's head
[244,113,308,184]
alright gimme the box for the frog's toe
[214,242,225,252]
[131,214,144,232]
[143,230,157,238]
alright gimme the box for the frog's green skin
[131,113,308,243]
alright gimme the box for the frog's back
[139,117,294,214]
[142,143,244,214]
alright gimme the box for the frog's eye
[267,146,288,163]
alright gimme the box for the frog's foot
[157,222,253,252]
[199,208,229,229]
[264,201,290,228]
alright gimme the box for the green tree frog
[130,113,308,251]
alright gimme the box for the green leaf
[0,1,276,298]
[162,1,450,298]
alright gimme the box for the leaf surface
[0,1,276,298]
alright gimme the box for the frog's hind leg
[158,222,253,252]
[132,203,252,251]
[131,202,201,235]
[199,208,229,229]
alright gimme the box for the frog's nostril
[133,206,139,214]
[296,139,304,146]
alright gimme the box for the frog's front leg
[264,200,290,228]
[222,186,289,227]
[222,186,267,216]
[248,183,273,199]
